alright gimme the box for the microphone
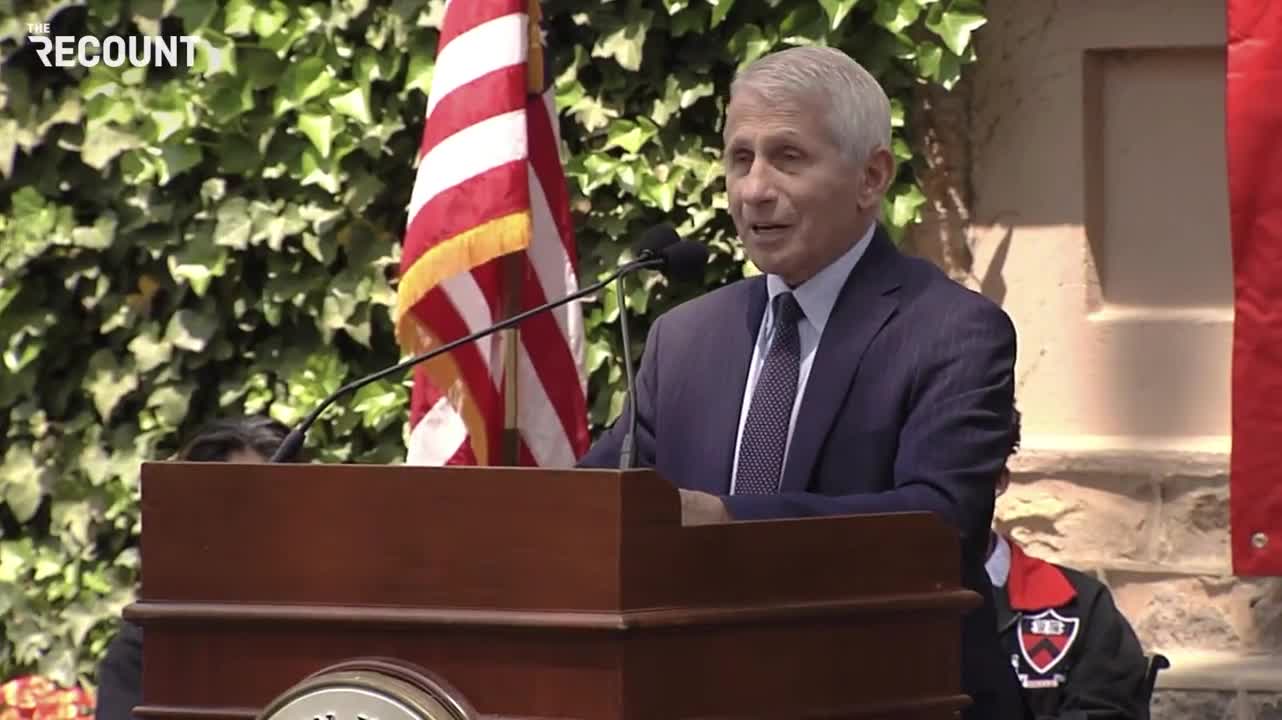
[270,232,706,463]
[617,225,679,470]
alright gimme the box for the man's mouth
[751,223,791,234]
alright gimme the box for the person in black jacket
[94,416,293,720]
[988,409,1149,719]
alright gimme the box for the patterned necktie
[735,292,803,495]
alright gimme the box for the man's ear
[996,466,1011,497]
[857,146,896,211]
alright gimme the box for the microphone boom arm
[270,255,664,463]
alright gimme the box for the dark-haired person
[989,409,1149,719]
[94,416,293,720]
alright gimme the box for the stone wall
[903,0,1282,716]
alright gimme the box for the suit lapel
[779,226,904,493]
[699,277,768,493]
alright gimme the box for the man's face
[226,448,268,463]
[723,89,884,286]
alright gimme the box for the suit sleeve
[94,621,143,720]
[577,315,662,469]
[723,299,1016,542]
[1049,588,1149,720]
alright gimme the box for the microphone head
[633,224,681,258]
[659,241,709,283]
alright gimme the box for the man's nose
[737,159,778,204]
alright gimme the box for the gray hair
[730,47,892,164]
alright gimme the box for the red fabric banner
[1229,0,1282,575]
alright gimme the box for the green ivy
[0,0,986,686]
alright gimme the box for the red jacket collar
[1006,537,1078,611]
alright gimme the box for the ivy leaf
[604,118,659,154]
[710,0,736,27]
[70,213,118,250]
[81,123,140,169]
[329,87,373,124]
[168,228,227,295]
[351,381,403,431]
[818,0,859,30]
[240,47,287,90]
[886,183,927,227]
[223,0,257,36]
[148,109,187,144]
[726,25,773,68]
[2,447,46,523]
[147,384,192,428]
[196,30,237,76]
[298,112,336,157]
[165,309,217,353]
[916,41,943,79]
[154,141,203,185]
[404,49,435,95]
[276,58,333,113]
[127,329,172,373]
[253,0,292,38]
[83,350,139,422]
[926,7,987,56]
[592,9,653,72]
[206,74,255,122]
[875,0,921,33]
[298,147,343,194]
[215,133,261,174]
[174,0,218,30]
[215,197,253,249]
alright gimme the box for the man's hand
[679,489,732,525]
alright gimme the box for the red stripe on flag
[419,67,527,159]
[411,289,503,461]
[519,257,589,453]
[1229,0,1282,575]
[402,162,529,264]
[439,0,523,52]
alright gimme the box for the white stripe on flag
[440,272,503,384]
[517,344,576,467]
[408,109,528,219]
[527,166,585,387]
[427,13,528,117]
[406,394,467,465]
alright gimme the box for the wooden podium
[126,462,979,720]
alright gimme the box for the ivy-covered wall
[0,0,986,685]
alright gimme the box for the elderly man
[580,46,1023,718]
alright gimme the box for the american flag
[395,0,588,467]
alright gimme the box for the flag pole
[500,254,522,466]
[499,0,547,466]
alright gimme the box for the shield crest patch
[1017,608,1080,674]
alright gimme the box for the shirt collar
[764,222,876,334]
[986,532,1012,587]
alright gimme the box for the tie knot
[773,292,803,328]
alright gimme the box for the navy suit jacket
[580,226,1024,717]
